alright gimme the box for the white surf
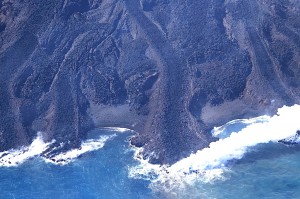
[0,131,118,167]
[44,134,117,165]
[0,132,52,167]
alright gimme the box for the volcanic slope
[0,0,299,164]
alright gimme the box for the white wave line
[0,132,118,167]
[101,127,133,133]
[0,132,53,167]
[43,134,117,165]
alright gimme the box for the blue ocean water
[1,105,300,199]
[1,130,300,199]
[172,143,300,199]
[0,131,155,199]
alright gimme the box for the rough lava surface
[0,0,299,164]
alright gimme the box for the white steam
[129,104,300,191]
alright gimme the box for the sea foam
[0,131,117,167]
[0,132,53,167]
[101,127,133,133]
[44,134,116,165]
[129,104,300,191]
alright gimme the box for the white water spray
[0,131,118,167]
[0,132,52,167]
[44,134,116,165]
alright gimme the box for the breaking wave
[101,127,133,133]
[129,105,300,192]
[43,134,117,165]
[0,131,118,167]
[0,132,53,167]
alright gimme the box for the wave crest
[0,132,53,167]
[43,134,116,165]
[0,132,116,167]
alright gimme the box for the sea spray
[101,127,133,133]
[0,130,119,167]
[129,104,300,191]
[0,130,155,199]
[0,132,53,167]
[44,127,133,165]
[44,134,117,165]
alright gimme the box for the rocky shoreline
[0,0,299,164]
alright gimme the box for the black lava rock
[0,0,299,164]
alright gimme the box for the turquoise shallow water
[1,127,300,199]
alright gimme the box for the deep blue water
[1,127,300,199]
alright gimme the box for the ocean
[0,105,300,199]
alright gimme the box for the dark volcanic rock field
[0,0,299,164]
